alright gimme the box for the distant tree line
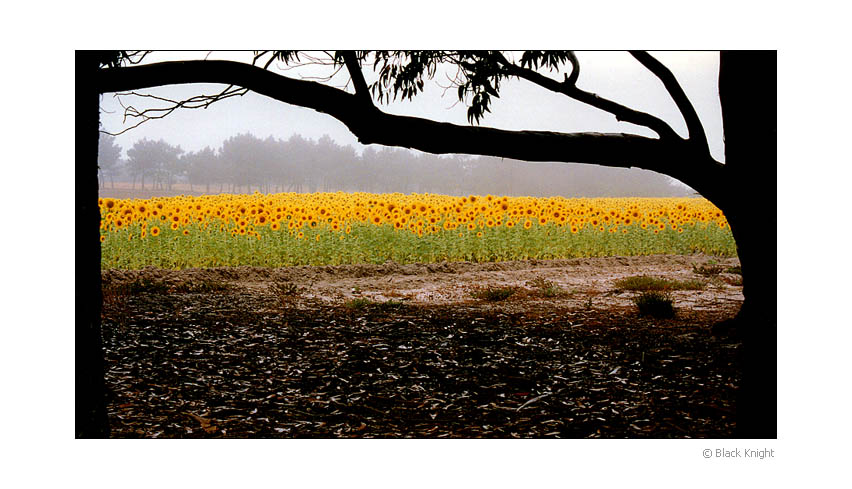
[97,132,693,197]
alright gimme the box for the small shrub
[634,291,675,318]
[345,297,373,310]
[527,277,570,298]
[725,266,742,275]
[614,275,704,292]
[471,286,517,301]
[270,279,301,297]
[692,264,726,276]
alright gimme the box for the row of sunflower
[99,192,735,269]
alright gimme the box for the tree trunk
[76,52,110,438]
[715,51,777,438]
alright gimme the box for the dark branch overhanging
[103,84,249,136]
[341,51,375,109]
[95,57,725,193]
[629,51,711,157]
[487,51,682,142]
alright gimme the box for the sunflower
[523,220,532,230]
[150,226,160,236]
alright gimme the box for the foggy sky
[99,51,725,163]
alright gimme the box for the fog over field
[98,51,721,198]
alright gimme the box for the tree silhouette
[126,138,184,190]
[97,134,122,189]
[80,50,775,438]
[183,146,218,192]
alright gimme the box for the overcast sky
[99,51,725,163]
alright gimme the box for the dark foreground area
[101,279,741,438]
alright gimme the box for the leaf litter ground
[101,254,743,438]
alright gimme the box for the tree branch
[565,51,580,86]
[629,51,710,156]
[102,84,249,136]
[489,52,681,141]
[95,59,724,194]
[341,51,374,108]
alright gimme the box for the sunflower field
[99,192,736,269]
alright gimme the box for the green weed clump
[633,291,675,318]
[527,277,570,298]
[270,279,301,297]
[692,264,727,276]
[614,275,704,292]
[471,286,517,301]
[345,297,373,310]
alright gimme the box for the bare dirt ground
[100,254,744,438]
[103,254,742,313]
